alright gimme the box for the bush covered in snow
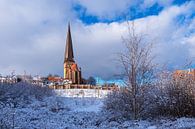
[103,90,132,121]
[153,76,195,118]
[0,119,10,129]
[104,74,195,121]
[104,85,157,120]
[0,82,53,108]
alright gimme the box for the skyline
[0,0,194,79]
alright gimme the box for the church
[63,23,82,84]
[48,23,118,90]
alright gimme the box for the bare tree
[118,21,156,120]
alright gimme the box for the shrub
[154,78,195,117]
[104,90,132,121]
[104,77,195,120]
[0,119,10,129]
[0,82,53,107]
[103,86,156,120]
[142,73,195,118]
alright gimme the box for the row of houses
[0,74,45,86]
[0,74,80,86]
[0,69,195,87]
[0,75,17,84]
[0,74,119,90]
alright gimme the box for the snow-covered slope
[0,96,104,129]
[0,94,195,129]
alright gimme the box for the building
[174,69,195,80]
[64,23,82,84]
[49,23,119,90]
[0,75,17,84]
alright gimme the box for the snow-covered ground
[0,93,195,129]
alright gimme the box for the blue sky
[0,0,194,80]
[75,0,192,24]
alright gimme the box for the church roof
[64,23,74,63]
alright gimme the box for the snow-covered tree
[104,21,156,120]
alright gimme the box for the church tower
[64,23,82,84]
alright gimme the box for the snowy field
[1,93,195,129]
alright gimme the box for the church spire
[64,23,74,63]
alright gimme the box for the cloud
[131,1,195,68]
[0,0,194,80]
[0,0,75,75]
[73,1,195,78]
[71,22,126,79]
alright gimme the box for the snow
[0,91,195,129]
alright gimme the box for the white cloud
[0,0,75,76]
[74,1,195,78]
[186,33,195,57]
[134,1,195,68]
[0,0,194,79]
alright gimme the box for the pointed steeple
[64,23,74,63]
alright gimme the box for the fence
[49,84,119,90]
[54,88,112,98]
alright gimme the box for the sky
[0,0,194,80]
